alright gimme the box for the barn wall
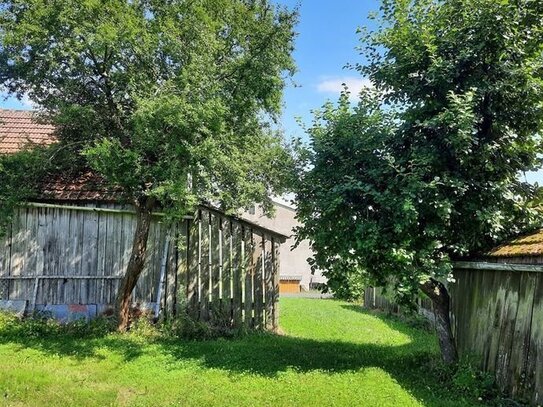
[0,203,281,330]
[364,265,542,406]
[451,267,543,406]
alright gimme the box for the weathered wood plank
[272,238,281,331]
[186,216,199,319]
[508,271,537,400]
[264,236,274,330]
[199,210,211,321]
[252,232,264,330]
[243,228,254,329]
[527,273,543,406]
[221,218,232,323]
[231,222,243,327]
[210,213,221,319]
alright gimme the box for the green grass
[0,298,481,407]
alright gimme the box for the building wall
[242,200,326,290]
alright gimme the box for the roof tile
[0,109,56,153]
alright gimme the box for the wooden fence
[363,286,433,317]
[0,202,284,330]
[364,263,543,406]
[452,262,543,406]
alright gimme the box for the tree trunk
[420,278,458,364]
[115,196,155,331]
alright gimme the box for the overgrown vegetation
[0,0,297,330]
[295,0,543,363]
[0,299,522,406]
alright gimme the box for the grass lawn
[0,298,481,407]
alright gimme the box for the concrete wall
[242,200,326,290]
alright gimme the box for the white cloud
[20,94,36,109]
[316,76,373,101]
[0,89,35,110]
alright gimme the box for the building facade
[242,199,326,292]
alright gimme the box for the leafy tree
[295,0,543,363]
[0,0,297,330]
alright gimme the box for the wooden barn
[452,231,543,406]
[0,109,286,331]
[365,230,543,406]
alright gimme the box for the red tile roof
[39,171,124,202]
[0,109,56,153]
[0,108,121,202]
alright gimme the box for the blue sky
[1,0,541,183]
[1,0,381,133]
[277,0,379,141]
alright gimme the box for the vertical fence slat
[221,218,232,324]
[253,232,264,330]
[187,216,199,319]
[508,271,536,398]
[272,238,281,331]
[232,223,243,326]
[243,228,254,328]
[264,236,274,330]
[210,213,221,319]
[199,210,210,321]
[528,272,543,406]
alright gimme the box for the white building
[242,198,326,293]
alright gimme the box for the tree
[295,0,543,364]
[0,0,297,330]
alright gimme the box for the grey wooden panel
[209,214,222,307]
[0,216,12,279]
[253,232,264,330]
[186,217,199,319]
[231,222,243,327]
[508,272,537,400]
[243,228,254,328]
[527,273,543,406]
[199,210,211,321]
[0,203,282,332]
[264,236,274,330]
[451,268,543,405]
[221,218,232,323]
[272,239,281,331]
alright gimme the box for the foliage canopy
[0,0,297,215]
[296,0,543,304]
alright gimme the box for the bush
[452,359,496,401]
[159,309,243,341]
[0,307,242,343]
[426,356,522,406]
[0,310,115,339]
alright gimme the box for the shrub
[0,310,115,339]
[427,356,516,405]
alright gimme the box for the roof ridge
[0,107,36,113]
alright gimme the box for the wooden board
[0,203,283,334]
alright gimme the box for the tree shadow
[0,308,470,407]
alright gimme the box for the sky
[277,0,379,141]
[1,0,541,183]
[0,0,381,137]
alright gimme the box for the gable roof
[39,171,123,202]
[487,229,543,258]
[0,108,289,240]
[0,109,56,153]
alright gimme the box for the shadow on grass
[0,307,464,407]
